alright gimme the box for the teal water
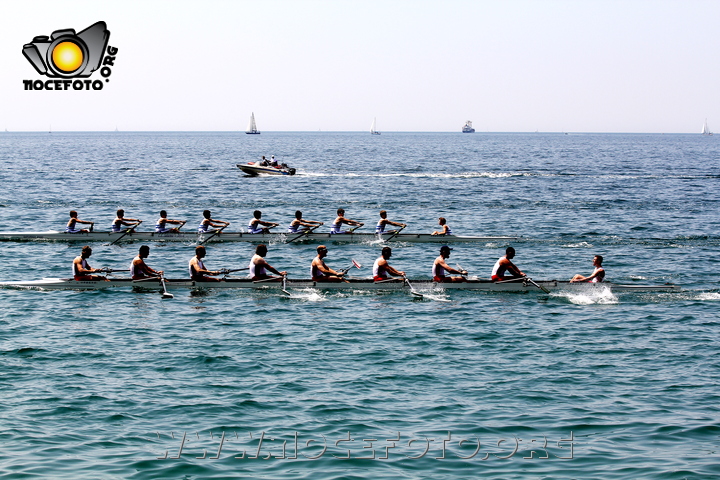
[0,132,719,479]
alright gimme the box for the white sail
[702,118,712,135]
[246,112,260,134]
[370,117,380,135]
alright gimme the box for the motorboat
[237,162,296,176]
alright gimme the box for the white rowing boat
[0,231,517,244]
[0,277,681,293]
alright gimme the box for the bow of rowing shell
[0,277,681,293]
[0,231,517,244]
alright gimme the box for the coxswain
[131,245,163,280]
[248,244,286,281]
[373,246,405,281]
[111,209,141,233]
[330,208,363,234]
[288,210,323,233]
[311,245,345,282]
[66,210,94,233]
[198,210,230,233]
[375,210,407,235]
[73,246,108,281]
[490,247,525,282]
[431,217,453,236]
[189,245,223,282]
[432,245,467,283]
[248,210,279,234]
[156,210,186,233]
[570,255,605,283]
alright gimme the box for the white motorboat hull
[237,163,296,175]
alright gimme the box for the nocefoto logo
[22,21,119,91]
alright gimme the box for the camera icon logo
[22,21,109,78]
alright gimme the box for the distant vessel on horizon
[246,112,260,135]
[370,117,380,135]
[702,118,712,136]
[462,121,475,133]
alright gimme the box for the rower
[288,210,323,233]
[570,255,605,283]
[156,210,186,233]
[131,245,163,280]
[376,210,407,235]
[373,246,405,281]
[330,208,363,234]
[189,245,223,282]
[198,209,229,233]
[491,247,525,282]
[431,217,453,236]
[66,210,94,233]
[248,210,279,234]
[73,246,108,281]
[432,245,467,283]
[111,209,141,233]
[311,245,344,282]
[248,244,286,281]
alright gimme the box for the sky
[0,0,718,133]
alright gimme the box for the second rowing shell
[0,231,518,244]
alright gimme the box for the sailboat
[702,118,713,136]
[370,117,380,135]
[246,112,260,135]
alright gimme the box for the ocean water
[0,131,718,479]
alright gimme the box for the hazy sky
[1,0,718,132]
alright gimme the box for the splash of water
[554,285,618,305]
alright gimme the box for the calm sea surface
[0,132,718,479]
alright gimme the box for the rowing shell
[0,277,681,293]
[0,231,517,244]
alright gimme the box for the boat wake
[551,286,618,305]
[283,288,326,302]
[694,292,720,301]
[298,171,528,179]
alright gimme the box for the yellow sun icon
[51,41,84,73]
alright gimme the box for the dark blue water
[0,132,719,479]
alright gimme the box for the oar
[198,224,227,246]
[132,276,162,283]
[339,259,363,275]
[160,274,174,299]
[109,220,142,245]
[102,268,129,278]
[403,275,424,298]
[348,223,364,234]
[252,276,286,284]
[220,267,249,276]
[525,276,551,294]
[286,224,320,244]
[455,263,470,278]
[381,225,406,243]
[281,276,291,296]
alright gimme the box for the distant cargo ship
[462,120,475,133]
